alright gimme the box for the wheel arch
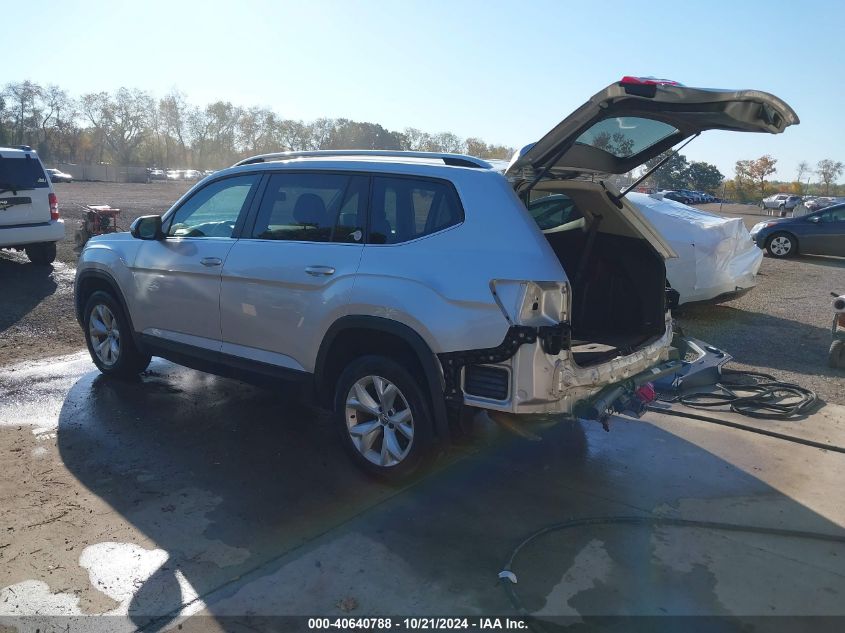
[75,270,142,347]
[314,316,450,444]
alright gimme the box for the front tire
[83,290,151,377]
[766,232,796,258]
[25,242,57,265]
[334,355,435,480]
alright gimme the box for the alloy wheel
[88,304,121,366]
[345,375,414,467]
[770,236,792,256]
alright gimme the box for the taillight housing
[620,76,682,86]
[49,192,59,220]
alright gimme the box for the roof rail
[233,150,493,169]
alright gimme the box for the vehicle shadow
[0,253,58,332]
[54,361,845,629]
[791,253,845,270]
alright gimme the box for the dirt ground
[1,186,843,402]
[51,180,193,264]
[1,182,193,365]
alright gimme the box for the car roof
[234,150,492,169]
[0,146,38,157]
[216,155,501,182]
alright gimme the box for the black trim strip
[140,334,312,386]
[0,219,51,229]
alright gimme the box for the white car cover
[627,192,763,304]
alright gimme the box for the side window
[527,194,581,230]
[368,176,463,244]
[251,172,367,243]
[829,208,845,222]
[168,175,260,238]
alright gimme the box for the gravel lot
[51,180,193,264]
[1,185,843,402]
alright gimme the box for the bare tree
[816,159,844,195]
[187,106,212,168]
[796,160,810,182]
[0,78,522,169]
[3,80,42,145]
[401,127,431,151]
[160,91,189,166]
[80,91,110,163]
[275,119,310,151]
[308,118,336,150]
[432,132,464,154]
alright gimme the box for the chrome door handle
[305,265,336,276]
[200,257,223,267]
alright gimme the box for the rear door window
[368,176,463,244]
[251,172,367,243]
[0,156,49,192]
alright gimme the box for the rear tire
[83,290,151,378]
[766,232,796,258]
[25,242,57,265]
[333,355,435,481]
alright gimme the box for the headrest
[293,193,327,225]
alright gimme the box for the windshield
[575,117,679,158]
[0,156,49,191]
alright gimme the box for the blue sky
[5,0,843,181]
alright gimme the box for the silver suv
[74,79,797,478]
[762,193,802,212]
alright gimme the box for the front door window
[167,175,260,238]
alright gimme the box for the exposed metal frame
[233,150,493,169]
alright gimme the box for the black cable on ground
[499,515,845,632]
[646,405,845,454]
[670,368,817,420]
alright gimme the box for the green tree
[644,151,689,190]
[685,161,724,193]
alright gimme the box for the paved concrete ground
[0,353,844,632]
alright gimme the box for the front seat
[293,193,331,239]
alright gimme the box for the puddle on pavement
[0,352,92,431]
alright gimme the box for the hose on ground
[658,368,817,420]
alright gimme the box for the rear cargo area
[530,185,668,367]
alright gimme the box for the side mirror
[130,215,164,240]
[807,216,821,223]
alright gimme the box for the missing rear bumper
[439,322,570,403]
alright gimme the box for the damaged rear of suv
[74,78,797,479]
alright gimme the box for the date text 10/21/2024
[307,617,528,630]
